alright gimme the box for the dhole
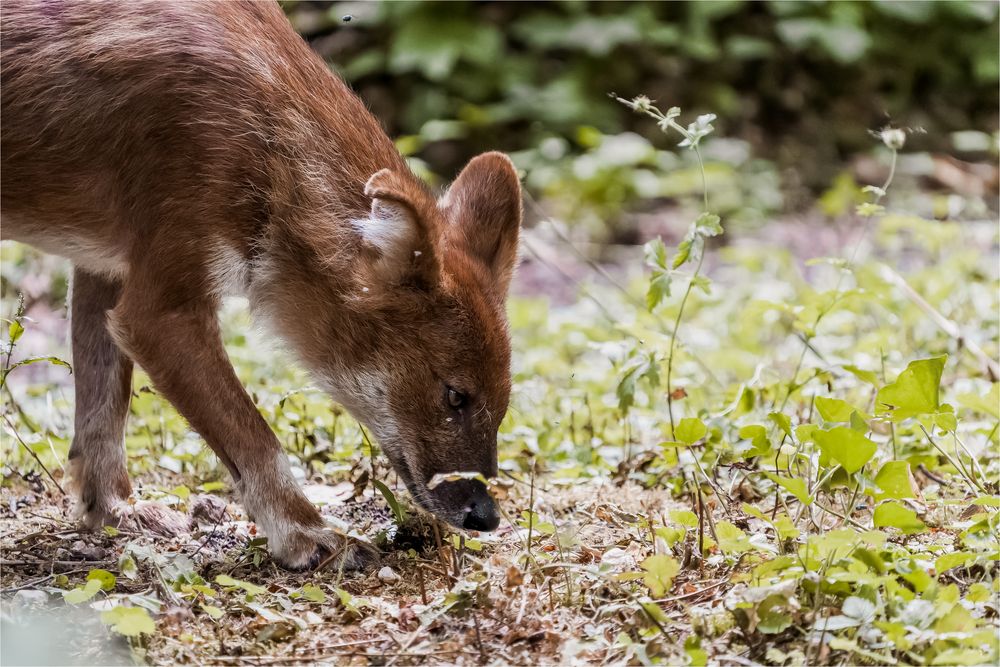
[1,0,521,569]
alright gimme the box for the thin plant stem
[919,425,984,495]
[666,249,706,435]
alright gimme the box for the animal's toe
[310,534,380,573]
[127,501,193,536]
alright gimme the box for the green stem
[666,248,706,436]
[920,425,983,495]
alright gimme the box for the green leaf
[644,238,668,270]
[86,569,117,592]
[296,583,326,604]
[871,461,917,501]
[813,427,877,474]
[757,595,793,634]
[693,212,723,237]
[100,605,155,637]
[646,270,672,311]
[843,364,879,386]
[715,521,753,554]
[935,552,976,573]
[876,356,947,421]
[215,574,267,598]
[739,424,770,457]
[684,635,707,666]
[762,472,813,506]
[63,578,102,604]
[872,502,926,535]
[956,383,1000,419]
[640,554,680,597]
[201,604,224,620]
[675,417,707,444]
[815,397,858,422]
[672,238,693,269]
[669,510,698,528]
[931,649,992,666]
[373,479,406,524]
[200,481,226,493]
[8,355,72,373]
[768,412,793,440]
[8,319,24,344]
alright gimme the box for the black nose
[463,496,500,532]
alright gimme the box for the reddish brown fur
[1,0,521,569]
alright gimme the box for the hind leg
[67,267,189,535]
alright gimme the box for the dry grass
[0,471,759,666]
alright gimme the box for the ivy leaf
[672,237,693,269]
[739,424,770,458]
[842,596,876,623]
[215,574,267,599]
[63,578,102,604]
[640,554,680,597]
[644,238,668,270]
[815,397,859,423]
[675,417,707,444]
[876,356,947,421]
[813,427,877,474]
[693,212,723,237]
[768,412,793,440]
[757,595,794,634]
[956,383,1000,419]
[873,501,926,535]
[100,605,156,637]
[762,472,813,506]
[871,461,919,501]
[843,364,879,386]
[715,521,753,554]
[86,569,117,592]
[201,604,224,620]
[935,552,976,574]
[646,270,672,311]
[296,584,326,604]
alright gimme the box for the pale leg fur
[107,277,376,570]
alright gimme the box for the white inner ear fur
[353,197,418,280]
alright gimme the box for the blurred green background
[286,0,998,224]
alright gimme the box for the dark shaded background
[285,0,999,196]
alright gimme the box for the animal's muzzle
[462,483,500,532]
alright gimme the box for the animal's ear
[357,169,439,288]
[444,152,522,297]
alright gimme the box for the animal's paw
[126,501,194,536]
[79,499,192,537]
[269,524,380,572]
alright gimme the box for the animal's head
[335,152,521,532]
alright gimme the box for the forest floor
[2,161,999,667]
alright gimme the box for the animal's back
[0,0,394,273]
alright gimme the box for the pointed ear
[357,169,439,287]
[444,152,522,296]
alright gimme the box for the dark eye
[447,388,466,409]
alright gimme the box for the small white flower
[880,127,906,150]
[631,95,653,112]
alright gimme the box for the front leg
[109,281,375,570]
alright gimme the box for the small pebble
[14,589,48,606]
[378,566,399,582]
